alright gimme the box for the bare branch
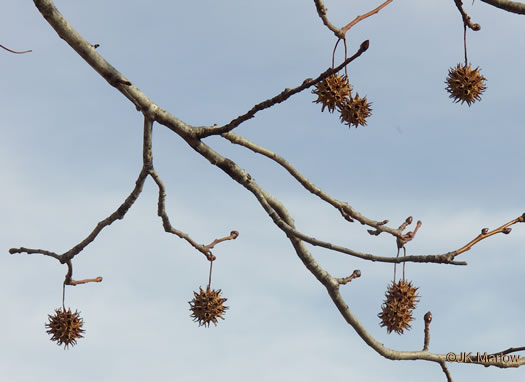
[455,214,524,256]
[0,43,32,54]
[148,168,216,260]
[481,0,525,14]
[195,40,370,139]
[313,0,392,37]
[63,259,102,286]
[454,0,481,30]
[490,347,525,356]
[440,361,453,382]
[27,1,525,377]
[313,0,345,38]
[8,247,61,260]
[341,0,393,34]
[221,131,400,236]
[204,231,239,253]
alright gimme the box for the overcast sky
[2,1,525,381]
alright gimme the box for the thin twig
[0,43,32,54]
[490,347,525,356]
[341,0,393,34]
[195,40,370,138]
[148,168,214,260]
[455,214,524,256]
[204,231,239,252]
[70,277,103,285]
[8,247,61,260]
[63,259,102,286]
[464,23,468,65]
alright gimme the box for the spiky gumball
[45,307,85,349]
[338,93,372,128]
[445,63,487,106]
[312,73,352,113]
[189,287,228,327]
[378,280,419,335]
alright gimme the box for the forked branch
[313,0,392,37]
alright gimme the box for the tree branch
[194,40,370,139]
[341,0,393,34]
[313,0,345,38]
[221,131,401,237]
[26,1,525,378]
[481,0,525,14]
[454,0,481,30]
[0,43,32,54]
[454,214,525,256]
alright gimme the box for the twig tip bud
[360,40,369,51]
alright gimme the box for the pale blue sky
[2,1,525,381]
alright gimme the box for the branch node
[337,269,361,285]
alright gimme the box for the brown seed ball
[312,74,352,113]
[189,287,228,327]
[45,308,85,349]
[445,63,487,106]
[338,93,372,128]
[378,280,420,335]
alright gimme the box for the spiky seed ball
[312,74,352,113]
[45,308,85,349]
[189,287,228,327]
[338,93,372,128]
[445,63,487,106]
[378,280,419,335]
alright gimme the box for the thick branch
[481,0,525,14]
[33,0,197,142]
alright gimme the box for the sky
[1,1,525,381]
